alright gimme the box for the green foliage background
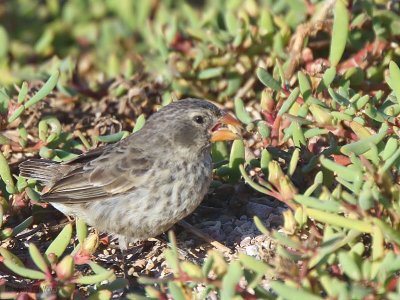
[1,0,400,299]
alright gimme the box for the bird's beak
[210,113,242,142]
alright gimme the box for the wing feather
[42,137,154,203]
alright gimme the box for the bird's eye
[193,115,204,124]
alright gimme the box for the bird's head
[145,98,241,154]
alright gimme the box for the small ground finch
[20,98,241,249]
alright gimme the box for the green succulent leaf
[76,218,88,245]
[388,61,400,104]
[12,216,33,237]
[220,261,243,300]
[3,258,46,280]
[257,67,281,91]
[0,152,16,193]
[298,71,312,101]
[8,71,60,123]
[306,208,373,233]
[167,282,186,300]
[228,139,245,182]
[278,87,300,116]
[234,98,252,124]
[338,251,362,281]
[0,247,24,267]
[133,114,146,133]
[96,131,129,143]
[88,290,113,300]
[198,67,224,80]
[45,223,73,257]
[75,270,114,284]
[271,281,323,300]
[329,0,349,66]
[17,81,29,104]
[28,243,49,273]
[317,67,336,93]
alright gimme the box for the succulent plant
[1,0,400,298]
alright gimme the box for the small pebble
[245,245,259,257]
[268,215,283,227]
[240,236,252,247]
[128,267,135,276]
[222,225,233,232]
[246,202,274,219]
[146,260,155,270]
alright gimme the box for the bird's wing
[42,138,154,203]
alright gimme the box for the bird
[19,98,241,250]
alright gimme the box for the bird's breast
[144,156,213,220]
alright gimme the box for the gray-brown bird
[19,98,241,249]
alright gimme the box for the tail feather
[19,159,63,185]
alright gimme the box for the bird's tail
[19,159,61,185]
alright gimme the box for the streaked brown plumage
[20,98,240,249]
